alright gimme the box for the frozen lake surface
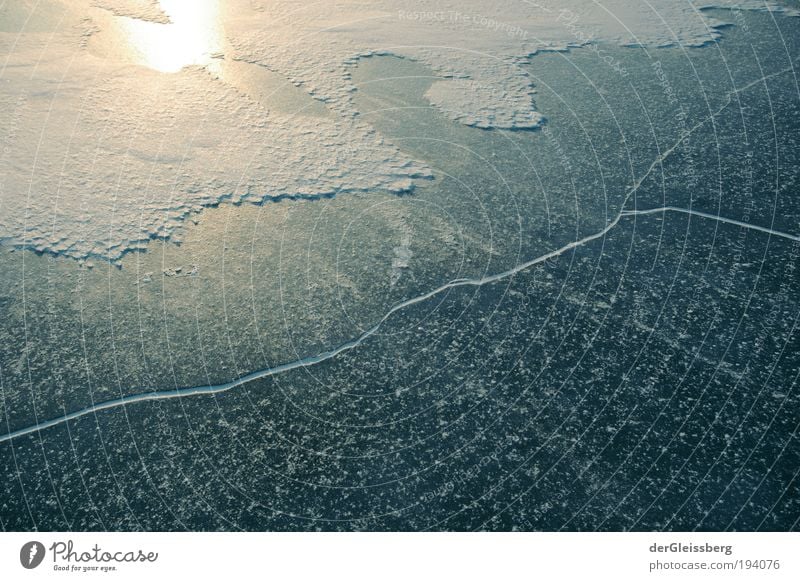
[0,1,798,531]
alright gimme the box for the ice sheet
[0,0,795,263]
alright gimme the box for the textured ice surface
[0,60,431,261]
[0,0,796,262]
[91,0,169,24]
[229,0,798,127]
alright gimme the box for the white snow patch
[0,0,795,263]
[90,0,170,24]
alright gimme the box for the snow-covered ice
[0,0,796,263]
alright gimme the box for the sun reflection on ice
[118,0,224,73]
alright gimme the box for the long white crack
[1,202,796,444]
[1,63,798,445]
[622,206,800,242]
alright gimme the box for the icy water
[1,9,799,530]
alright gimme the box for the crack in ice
[1,63,797,445]
[622,206,800,242]
[1,202,796,444]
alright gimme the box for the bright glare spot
[119,0,223,73]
